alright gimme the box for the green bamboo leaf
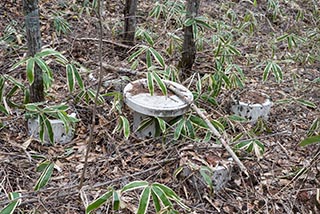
[227,45,241,55]
[5,75,24,89]
[8,192,20,201]
[120,116,130,139]
[113,190,120,211]
[247,141,254,152]
[215,42,222,56]
[146,49,152,68]
[0,192,22,214]
[152,72,167,96]
[192,23,198,39]
[195,16,212,29]
[26,58,35,84]
[184,18,194,27]
[232,133,244,142]
[228,115,247,122]
[253,139,265,154]
[307,118,319,137]
[66,64,75,92]
[57,111,70,133]
[272,62,282,82]
[203,131,212,143]
[137,186,151,214]
[35,49,60,58]
[34,162,54,191]
[235,140,252,150]
[38,115,45,142]
[5,85,18,100]
[143,31,154,46]
[185,120,195,139]
[25,103,38,112]
[121,181,149,193]
[0,199,21,214]
[151,185,172,207]
[167,40,174,55]
[136,117,154,132]
[85,190,113,214]
[296,99,317,108]
[36,160,51,172]
[0,105,8,115]
[253,0,257,7]
[211,119,225,131]
[128,46,147,62]
[263,62,272,81]
[299,135,320,146]
[113,117,123,134]
[152,183,180,201]
[147,72,154,96]
[73,66,84,90]
[151,186,172,207]
[34,57,50,73]
[276,33,289,42]
[10,57,29,71]
[196,75,202,93]
[50,103,69,111]
[288,35,293,49]
[174,118,185,140]
[37,49,68,63]
[149,47,165,67]
[190,115,208,129]
[151,189,161,212]
[149,3,161,18]
[200,167,213,190]
[156,117,166,133]
[86,89,104,104]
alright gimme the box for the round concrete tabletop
[124,79,193,117]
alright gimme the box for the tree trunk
[23,0,44,102]
[123,0,137,45]
[180,0,200,80]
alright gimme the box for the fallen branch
[167,84,249,177]
[72,37,131,49]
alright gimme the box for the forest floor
[0,0,319,213]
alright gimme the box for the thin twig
[79,0,105,189]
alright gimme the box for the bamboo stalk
[167,84,249,176]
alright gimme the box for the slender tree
[123,0,138,45]
[23,0,44,102]
[180,0,200,80]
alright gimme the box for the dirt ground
[0,0,319,213]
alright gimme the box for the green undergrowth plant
[0,21,24,52]
[34,159,55,191]
[25,102,78,144]
[275,97,317,109]
[0,192,22,214]
[136,116,166,137]
[50,11,71,36]
[299,118,320,146]
[5,48,90,144]
[86,181,189,214]
[71,0,98,16]
[126,1,250,144]
[148,0,185,28]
